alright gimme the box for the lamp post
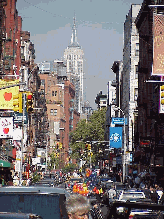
[113,106,126,183]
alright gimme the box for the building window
[50,109,53,116]
[21,46,24,55]
[134,88,138,101]
[55,91,57,96]
[41,79,45,86]
[135,43,139,56]
[135,65,138,79]
[54,109,57,116]
[52,91,54,96]
[41,89,44,94]
[50,109,57,116]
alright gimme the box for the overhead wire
[23,0,71,20]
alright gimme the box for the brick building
[135,0,164,182]
[38,61,80,167]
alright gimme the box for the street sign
[14,112,28,124]
[112,117,127,125]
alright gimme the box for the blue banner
[109,127,122,148]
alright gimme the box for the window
[52,91,54,96]
[134,88,138,101]
[50,109,53,116]
[50,109,57,116]
[41,89,44,94]
[135,43,139,56]
[135,65,138,79]
[41,79,45,86]
[55,91,57,96]
[21,46,24,55]
[54,109,57,116]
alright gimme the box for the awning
[0,159,11,168]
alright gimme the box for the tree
[70,108,107,164]
[62,163,77,173]
[48,150,60,170]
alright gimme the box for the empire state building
[64,16,84,114]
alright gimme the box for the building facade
[38,61,80,167]
[64,17,84,114]
[122,4,141,152]
[135,0,164,181]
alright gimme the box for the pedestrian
[156,186,163,203]
[108,185,116,201]
[143,184,151,199]
[65,194,91,219]
[150,186,159,204]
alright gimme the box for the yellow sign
[0,80,19,110]
[0,87,19,109]
[0,79,19,87]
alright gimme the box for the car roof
[0,186,70,197]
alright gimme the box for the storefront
[0,159,12,185]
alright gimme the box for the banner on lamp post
[109,127,122,148]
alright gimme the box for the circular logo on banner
[110,133,121,142]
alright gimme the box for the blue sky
[16,0,143,109]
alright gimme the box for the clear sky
[16,0,143,110]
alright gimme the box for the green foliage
[62,163,77,173]
[70,108,107,164]
[48,150,60,170]
[31,171,41,183]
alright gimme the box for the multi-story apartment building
[38,61,80,166]
[135,0,164,182]
[111,61,123,115]
[95,91,107,110]
[122,4,141,152]
[0,0,45,176]
[64,17,84,114]
[2,0,22,79]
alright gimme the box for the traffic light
[88,152,93,157]
[88,144,91,151]
[13,92,22,113]
[160,85,164,105]
[56,142,59,149]
[59,142,62,149]
[26,92,33,112]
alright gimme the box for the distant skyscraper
[64,16,84,113]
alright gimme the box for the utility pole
[113,106,126,183]
[20,92,25,185]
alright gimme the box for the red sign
[140,140,150,147]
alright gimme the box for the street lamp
[113,106,126,183]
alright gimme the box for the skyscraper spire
[69,14,80,47]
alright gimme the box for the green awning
[0,159,11,168]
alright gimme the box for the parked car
[0,186,70,219]
[117,190,146,213]
[0,212,42,219]
[118,190,145,201]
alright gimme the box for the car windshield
[70,178,83,183]
[120,192,145,200]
